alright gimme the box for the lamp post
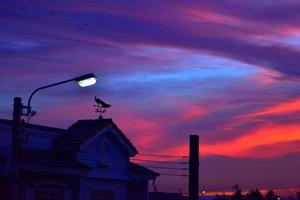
[9,73,97,200]
[27,73,97,115]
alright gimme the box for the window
[98,141,111,168]
[31,180,67,200]
[90,191,115,200]
[33,188,64,200]
[99,141,109,157]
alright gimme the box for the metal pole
[189,135,199,200]
[10,97,22,200]
[27,73,96,113]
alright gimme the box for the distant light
[77,77,97,87]
[201,190,206,194]
[277,198,280,200]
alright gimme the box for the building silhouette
[0,118,159,200]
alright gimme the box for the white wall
[80,177,127,200]
[77,131,130,180]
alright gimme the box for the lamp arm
[26,78,76,113]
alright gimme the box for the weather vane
[94,96,111,118]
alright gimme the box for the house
[0,118,159,200]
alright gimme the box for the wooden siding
[0,124,61,150]
[77,131,130,180]
[80,177,127,200]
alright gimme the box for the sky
[1,0,300,196]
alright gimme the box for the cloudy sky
[1,0,300,196]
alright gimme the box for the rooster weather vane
[94,96,111,117]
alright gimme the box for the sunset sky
[1,0,300,196]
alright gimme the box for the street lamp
[10,73,96,200]
[26,73,96,115]
[76,73,97,87]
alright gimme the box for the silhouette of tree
[215,194,221,200]
[297,192,300,200]
[245,189,264,200]
[265,190,279,200]
[288,196,294,200]
[233,185,243,200]
[215,194,230,200]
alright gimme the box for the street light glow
[77,77,97,87]
[74,73,97,87]
[26,72,97,114]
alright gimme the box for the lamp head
[75,73,97,87]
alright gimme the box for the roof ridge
[55,118,137,155]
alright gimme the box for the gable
[77,130,131,179]
[54,119,137,157]
[82,130,131,156]
[80,124,137,156]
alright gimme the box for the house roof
[0,118,158,178]
[129,162,160,177]
[0,118,137,155]
[20,148,91,170]
[0,119,67,134]
[54,118,137,155]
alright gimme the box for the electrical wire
[158,173,189,177]
[131,158,188,165]
[138,153,189,158]
[141,165,188,170]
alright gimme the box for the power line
[72,150,187,161]
[131,158,188,165]
[142,165,188,170]
[72,158,180,170]
[155,184,185,190]
[72,151,184,162]
[159,173,189,177]
[138,153,189,158]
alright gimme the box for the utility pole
[10,97,22,200]
[189,135,199,200]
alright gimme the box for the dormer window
[98,141,110,169]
